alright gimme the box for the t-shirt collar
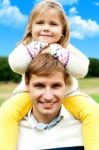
[25,105,69,130]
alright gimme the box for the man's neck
[32,108,61,124]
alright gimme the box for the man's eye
[33,84,44,88]
[52,84,62,89]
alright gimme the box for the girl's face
[32,8,63,44]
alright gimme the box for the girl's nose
[43,24,50,31]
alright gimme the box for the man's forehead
[30,72,65,82]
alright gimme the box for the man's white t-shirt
[17,105,84,150]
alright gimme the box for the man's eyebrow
[32,81,45,85]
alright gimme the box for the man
[17,53,84,150]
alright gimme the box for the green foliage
[0,56,21,82]
[87,58,99,77]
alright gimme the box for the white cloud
[94,1,99,6]
[0,0,28,28]
[69,7,78,15]
[58,0,79,5]
[69,15,99,39]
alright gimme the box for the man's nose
[43,88,53,101]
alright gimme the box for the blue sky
[0,0,99,58]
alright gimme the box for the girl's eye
[50,22,58,26]
[36,21,44,25]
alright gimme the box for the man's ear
[26,84,29,91]
[25,79,29,91]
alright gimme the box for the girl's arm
[8,44,31,75]
[9,42,89,79]
[66,43,89,78]
[8,41,48,75]
[49,43,89,79]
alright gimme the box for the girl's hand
[26,41,48,59]
[49,43,70,68]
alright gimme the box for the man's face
[27,71,66,123]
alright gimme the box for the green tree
[0,56,21,82]
[87,58,99,77]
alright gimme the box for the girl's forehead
[34,7,62,20]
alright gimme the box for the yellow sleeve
[63,95,99,150]
[0,92,32,150]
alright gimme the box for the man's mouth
[39,101,58,109]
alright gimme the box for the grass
[79,77,99,89]
[90,94,99,103]
[79,77,99,103]
[0,99,4,105]
[0,82,17,93]
[0,82,18,106]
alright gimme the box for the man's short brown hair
[25,53,68,84]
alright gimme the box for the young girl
[0,1,99,150]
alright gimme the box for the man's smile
[38,101,59,109]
